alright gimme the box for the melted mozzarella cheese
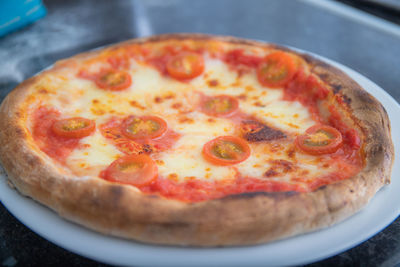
[191,58,314,133]
[31,50,334,186]
[157,134,237,182]
[66,131,122,176]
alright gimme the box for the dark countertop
[0,0,399,266]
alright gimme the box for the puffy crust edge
[0,33,394,246]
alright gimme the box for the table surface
[0,0,399,266]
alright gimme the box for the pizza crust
[0,34,394,246]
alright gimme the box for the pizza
[0,34,394,246]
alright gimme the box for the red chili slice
[166,52,205,80]
[122,116,167,140]
[94,69,132,91]
[257,51,297,88]
[201,95,239,117]
[202,136,251,166]
[52,117,95,138]
[295,125,343,155]
[103,154,158,186]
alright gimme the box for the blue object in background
[0,0,47,37]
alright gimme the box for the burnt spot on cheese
[38,88,49,94]
[269,143,283,153]
[274,159,295,170]
[171,103,182,109]
[264,169,278,177]
[286,147,296,159]
[300,170,310,175]
[168,173,178,180]
[154,96,163,103]
[155,160,165,166]
[242,120,286,142]
[179,116,195,124]
[164,93,176,100]
[237,94,247,100]
[140,144,153,154]
[264,159,297,178]
[129,100,146,110]
[207,79,219,87]
[253,101,265,107]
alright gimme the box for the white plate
[0,53,399,267]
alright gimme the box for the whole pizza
[0,34,394,246]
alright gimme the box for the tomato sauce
[32,107,81,163]
[146,45,204,76]
[283,69,329,121]
[223,49,263,68]
[328,105,361,149]
[140,176,306,202]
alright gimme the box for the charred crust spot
[26,155,40,167]
[242,120,286,142]
[146,194,160,199]
[109,185,124,204]
[222,191,298,200]
[155,222,191,228]
[341,94,352,104]
[268,44,292,53]
[168,173,178,179]
[350,189,354,193]
[14,127,25,137]
[369,144,384,157]
[301,54,316,65]
[332,84,342,94]
[15,111,22,118]
[318,73,329,80]
[317,185,327,191]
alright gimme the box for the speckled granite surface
[0,0,399,266]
